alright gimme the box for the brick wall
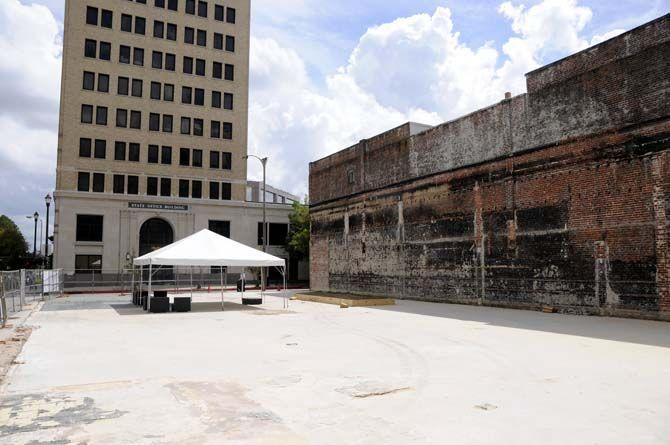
[309,15,670,319]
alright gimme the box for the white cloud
[590,28,626,46]
[249,0,610,197]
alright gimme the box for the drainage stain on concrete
[167,381,304,442]
[336,381,413,399]
[0,393,126,439]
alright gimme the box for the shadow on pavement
[373,300,670,348]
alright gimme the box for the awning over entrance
[133,229,285,267]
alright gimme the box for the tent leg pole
[130,266,134,299]
[139,267,143,307]
[148,263,152,312]
[220,268,224,311]
[190,267,193,299]
[284,267,287,309]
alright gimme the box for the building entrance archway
[139,218,174,256]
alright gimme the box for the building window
[135,16,146,35]
[152,51,163,69]
[147,177,158,196]
[75,255,102,274]
[197,29,206,46]
[213,62,222,79]
[194,88,205,106]
[180,148,190,166]
[148,145,159,163]
[121,14,133,32]
[192,181,202,199]
[212,91,221,108]
[180,117,191,134]
[165,53,176,71]
[128,176,139,195]
[76,215,103,242]
[222,152,232,170]
[96,106,108,125]
[209,182,219,199]
[133,47,144,66]
[209,151,220,169]
[99,42,111,60]
[94,139,106,159]
[149,113,160,131]
[113,175,125,194]
[98,74,110,92]
[348,170,355,184]
[222,122,232,140]
[214,4,224,21]
[184,27,194,44]
[77,172,90,192]
[258,223,288,246]
[118,77,129,95]
[198,1,208,17]
[161,146,172,165]
[160,178,171,196]
[92,173,105,193]
[196,59,206,76]
[193,119,203,136]
[119,45,130,64]
[129,143,140,162]
[225,35,235,52]
[164,84,174,101]
[163,115,173,133]
[101,10,113,28]
[185,0,195,14]
[181,86,192,104]
[226,7,236,23]
[224,93,233,110]
[79,138,92,158]
[151,81,161,99]
[224,64,234,81]
[192,149,203,167]
[222,182,231,201]
[168,0,178,11]
[132,79,143,97]
[130,110,142,129]
[83,71,95,90]
[153,20,164,38]
[81,104,93,123]
[115,141,126,161]
[211,121,220,138]
[86,7,98,26]
[116,109,128,128]
[166,23,177,40]
[84,39,96,58]
[214,33,223,50]
[179,179,189,198]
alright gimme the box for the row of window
[80,105,233,139]
[79,138,232,169]
[83,73,234,110]
[84,39,235,81]
[124,0,237,22]
[77,172,233,200]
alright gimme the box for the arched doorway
[139,218,174,283]
[139,218,174,256]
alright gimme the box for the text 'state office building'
[53,0,297,275]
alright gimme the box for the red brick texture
[309,15,670,319]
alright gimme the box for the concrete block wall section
[309,15,670,319]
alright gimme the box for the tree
[285,201,310,260]
[0,215,29,270]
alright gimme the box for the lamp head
[44,194,52,205]
[34,212,39,221]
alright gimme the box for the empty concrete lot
[1,292,669,445]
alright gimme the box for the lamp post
[243,155,268,291]
[44,194,52,269]
[26,213,39,258]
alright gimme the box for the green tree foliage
[0,215,29,270]
[285,201,310,260]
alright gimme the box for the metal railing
[0,269,64,328]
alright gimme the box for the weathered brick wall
[309,15,670,319]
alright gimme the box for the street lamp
[26,213,39,257]
[44,194,52,269]
[243,155,268,290]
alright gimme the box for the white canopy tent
[133,229,288,311]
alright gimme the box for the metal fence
[0,269,64,328]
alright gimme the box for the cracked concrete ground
[1,291,669,444]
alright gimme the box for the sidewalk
[0,301,39,387]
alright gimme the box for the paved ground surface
[1,291,669,444]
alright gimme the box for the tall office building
[53,0,297,277]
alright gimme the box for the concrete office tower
[53,0,298,279]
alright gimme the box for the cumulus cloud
[0,0,60,239]
[248,0,612,196]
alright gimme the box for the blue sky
[1,0,668,246]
